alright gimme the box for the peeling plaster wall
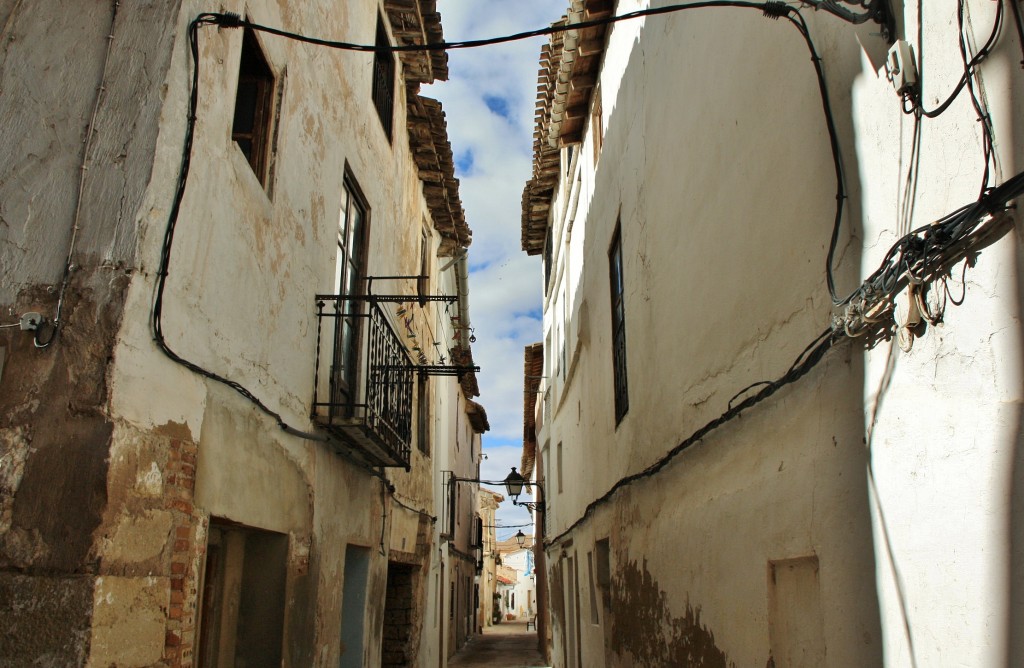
[536,1,1022,667]
[2,0,472,666]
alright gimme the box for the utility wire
[155,2,843,444]
[36,0,121,348]
[222,2,809,53]
[546,328,839,548]
[158,5,1023,548]
[391,492,438,523]
[152,14,328,442]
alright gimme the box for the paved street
[448,621,549,667]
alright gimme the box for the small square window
[232,28,275,186]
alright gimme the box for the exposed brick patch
[162,437,202,667]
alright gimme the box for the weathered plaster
[0,572,94,666]
[525,1,1021,666]
[609,560,733,668]
[87,575,168,667]
[3,2,480,666]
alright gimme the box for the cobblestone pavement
[448,621,549,667]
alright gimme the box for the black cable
[847,0,1010,307]
[391,491,437,523]
[837,169,1024,334]
[954,0,1002,198]
[546,327,839,549]
[160,3,856,442]
[905,0,1003,120]
[227,2,801,53]
[151,15,328,443]
[545,166,1024,548]
[158,5,855,547]
[161,6,1023,548]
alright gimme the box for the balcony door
[334,174,369,412]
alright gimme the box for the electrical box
[19,312,42,331]
[886,40,918,95]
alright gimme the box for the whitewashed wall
[536,1,1023,666]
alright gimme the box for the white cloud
[426,1,564,532]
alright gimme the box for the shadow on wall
[1007,18,1024,667]
[584,5,883,667]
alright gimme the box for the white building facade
[524,1,1024,667]
[0,1,484,666]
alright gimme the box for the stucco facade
[477,488,504,630]
[1,1,485,666]
[524,1,1024,667]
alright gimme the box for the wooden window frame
[232,27,275,186]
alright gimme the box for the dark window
[372,16,395,140]
[591,88,603,165]
[334,173,370,409]
[232,28,274,185]
[418,227,430,305]
[417,374,431,455]
[544,224,553,294]
[609,226,628,423]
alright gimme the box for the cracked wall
[3,1,470,666]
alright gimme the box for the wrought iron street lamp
[503,467,544,513]
[515,530,527,548]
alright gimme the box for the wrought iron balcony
[312,296,413,470]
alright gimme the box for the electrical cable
[158,5,1023,550]
[834,170,1024,334]
[223,2,824,54]
[837,1,1015,310]
[152,14,328,443]
[391,491,437,523]
[905,0,1003,121]
[157,1,853,445]
[153,4,861,550]
[546,327,839,548]
[35,0,121,348]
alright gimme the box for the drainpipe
[455,252,472,350]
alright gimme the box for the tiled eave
[407,95,472,256]
[384,0,449,85]
[467,399,490,434]
[521,0,612,255]
[450,346,480,398]
[520,342,544,477]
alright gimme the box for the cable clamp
[217,12,243,28]
[763,2,788,20]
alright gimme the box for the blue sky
[425,1,563,537]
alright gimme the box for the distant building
[1,2,484,666]
[476,488,504,630]
[523,1,1024,667]
[497,534,537,621]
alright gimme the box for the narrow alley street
[448,622,549,668]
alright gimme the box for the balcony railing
[312,296,413,470]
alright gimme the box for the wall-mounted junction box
[886,40,918,95]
